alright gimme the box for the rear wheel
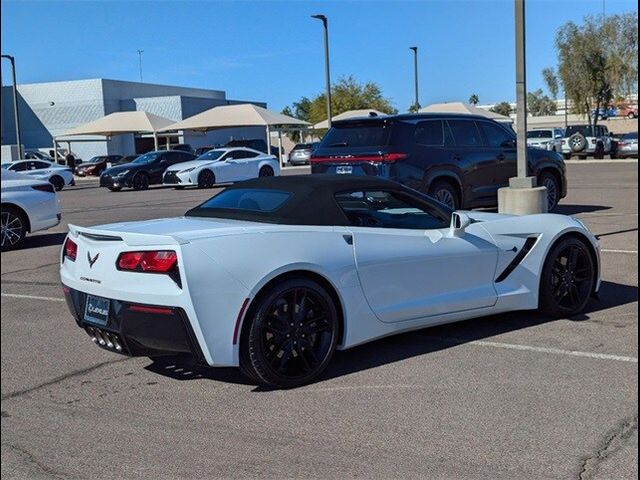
[50,175,65,191]
[1,206,27,252]
[594,143,605,160]
[539,237,595,317]
[259,166,274,177]
[132,173,149,191]
[538,171,560,211]
[429,180,459,210]
[197,169,216,188]
[240,277,339,388]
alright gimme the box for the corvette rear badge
[87,252,100,268]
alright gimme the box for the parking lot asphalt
[1,163,637,479]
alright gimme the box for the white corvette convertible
[163,147,279,188]
[60,175,600,388]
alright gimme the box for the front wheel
[539,237,596,317]
[428,180,459,210]
[132,173,149,191]
[240,277,339,388]
[1,206,27,251]
[197,169,216,188]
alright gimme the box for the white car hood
[166,160,219,172]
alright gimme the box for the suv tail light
[311,152,407,164]
[64,238,78,261]
[32,183,55,193]
[117,251,177,273]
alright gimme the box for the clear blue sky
[1,0,637,112]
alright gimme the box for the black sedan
[100,150,195,191]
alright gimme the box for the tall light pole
[410,47,420,112]
[311,14,332,128]
[137,49,144,82]
[1,54,22,158]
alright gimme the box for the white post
[266,126,271,155]
[277,130,283,167]
[153,132,159,151]
[53,139,58,164]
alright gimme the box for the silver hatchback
[616,132,638,158]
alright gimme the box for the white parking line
[601,248,638,254]
[1,293,64,302]
[431,337,638,363]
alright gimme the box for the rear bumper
[63,285,206,361]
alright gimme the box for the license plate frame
[84,294,110,326]
[336,165,353,175]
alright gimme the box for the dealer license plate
[84,294,110,326]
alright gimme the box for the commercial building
[1,78,266,161]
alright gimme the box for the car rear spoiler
[67,224,189,247]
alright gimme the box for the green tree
[468,94,480,105]
[527,89,557,116]
[548,12,638,126]
[490,102,513,117]
[542,67,559,99]
[282,76,397,128]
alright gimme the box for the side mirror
[450,212,471,237]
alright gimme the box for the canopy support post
[153,132,159,151]
[266,126,271,155]
[53,138,58,164]
[277,130,283,167]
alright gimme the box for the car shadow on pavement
[16,232,68,250]
[142,280,637,389]
[554,204,612,215]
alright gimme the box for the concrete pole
[312,15,332,129]
[410,47,419,111]
[277,130,283,167]
[53,139,58,164]
[2,55,23,158]
[153,132,159,151]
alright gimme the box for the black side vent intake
[496,236,538,283]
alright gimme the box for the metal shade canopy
[312,109,389,130]
[420,102,513,124]
[61,111,176,137]
[161,104,310,132]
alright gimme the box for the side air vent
[495,236,538,283]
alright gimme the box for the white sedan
[60,175,600,388]
[1,169,61,251]
[1,159,75,191]
[162,147,279,188]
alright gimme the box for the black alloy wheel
[1,207,27,251]
[50,175,65,191]
[259,166,274,177]
[241,277,338,388]
[132,173,149,191]
[429,180,459,210]
[540,237,595,317]
[538,171,560,211]
[197,169,216,188]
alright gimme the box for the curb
[565,159,638,164]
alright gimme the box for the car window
[321,122,392,148]
[447,120,483,147]
[243,151,260,158]
[10,162,27,171]
[414,120,454,146]
[479,122,514,148]
[335,189,449,230]
[199,188,292,212]
[527,130,552,139]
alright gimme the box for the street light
[137,49,144,82]
[311,14,332,129]
[1,54,22,158]
[409,47,419,111]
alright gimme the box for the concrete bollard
[498,186,548,215]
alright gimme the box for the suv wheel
[429,181,459,210]
[569,133,587,153]
[538,171,560,211]
[132,173,149,191]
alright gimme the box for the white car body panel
[2,160,74,187]
[163,148,279,187]
[1,170,61,233]
[60,208,601,368]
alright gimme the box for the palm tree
[469,94,480,105]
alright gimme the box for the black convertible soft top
[185,174,451,226]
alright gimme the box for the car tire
[539,236,596,317]
[197,170,216,188]
[240,277,339,388]
[50,175,65,191]
[628,112,636,119]
[1,206,27,252]
[569,133,587,153]
[108,187,122,192]
[259,166,275,177]
[132,173,149,191]
[563,154,571,160]
[594,143,605,160]
[538,171,560,211]
[428,180,460,210]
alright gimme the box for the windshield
[527,130,552,139]
[132,152,162,164]
[195,150,226,161]
[622,132,638,140]
[566,126,595,137]
[321,122,391,148]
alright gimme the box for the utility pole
[410,47,419,111]
[1,54,22,158]
[311,15,332,128]
[137,50,144,82]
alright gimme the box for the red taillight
[117,250,177,273]
[64,238,77,261]
[32,183,55,193]
[311,152,407,164]
[128,304,174,315]
[591,139,597,144]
